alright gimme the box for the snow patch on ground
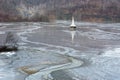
[1,52,16,57]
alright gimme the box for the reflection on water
[70,30,76,43]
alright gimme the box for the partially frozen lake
[0,21,120,80]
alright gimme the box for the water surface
[0,21,120,80]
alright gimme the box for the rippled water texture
[0,21,120,80]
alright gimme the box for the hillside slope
[0,0,120,22]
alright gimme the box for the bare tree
[4,32,18,48]
[16,3,47,19]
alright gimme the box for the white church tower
[70,16,76,28]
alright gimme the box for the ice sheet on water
[0,67,26,80]
[0,60,6,66]
[102,48,120,57]
[0,71,15,80]
[0,47,75,80]
[76,28,120,40]
[11,48,71,69]
[68,52,120,80]
[0,21,120,80]
[0,31,5,34]
[0,23,14,26]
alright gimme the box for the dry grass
[20,66,39,75]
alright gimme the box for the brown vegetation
[20,66,39,75]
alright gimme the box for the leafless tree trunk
[4,32,18,48]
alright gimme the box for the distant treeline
[0,0,120,22]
